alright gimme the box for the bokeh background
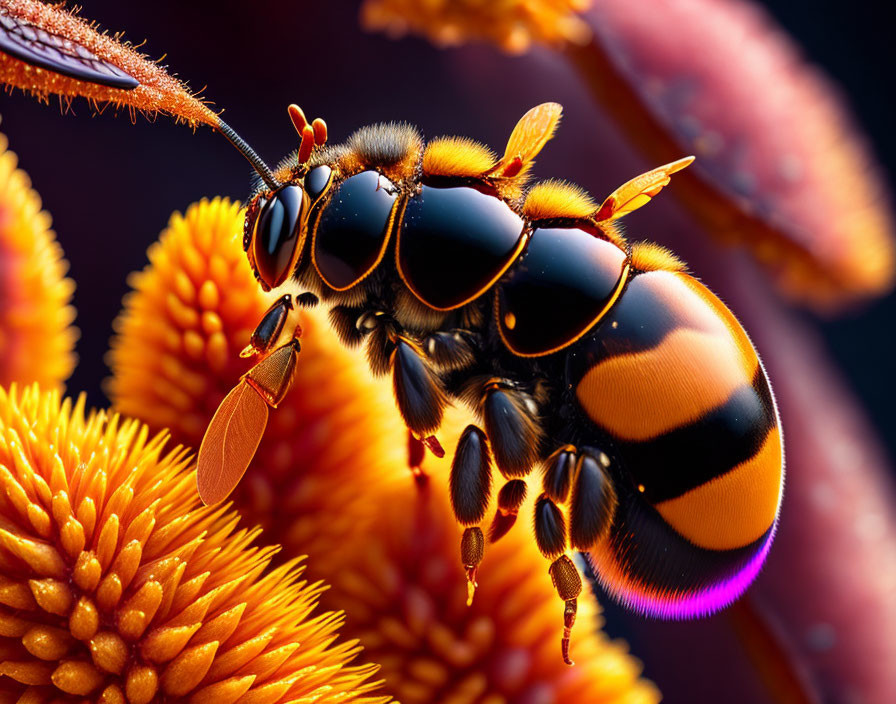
[1,1,894,701]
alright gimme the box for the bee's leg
[535,444,617,665]
[541,444,617,549]
[550,555,583,667]
[542,445,576,503]
[481,380,542,478]
[390,334,448,446]
[423,329,477,372]
[466,380,543,541]
[328,304,367,348]
[449,425,492,604]
[351,310,448,481]
[240,293,295,358]
[532,491,582,666]
[567,448,618,551]
[240,292,319,359]
[489,478,528,542]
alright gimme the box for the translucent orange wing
[594,156,695,221]
[197,338,300,505]
[487,102,563,179]
[197,381,269,505]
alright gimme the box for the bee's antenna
[216,119,280,190]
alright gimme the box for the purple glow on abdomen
[592,521,777,620]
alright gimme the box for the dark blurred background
[0,2,893,700]
[1,1,892,455]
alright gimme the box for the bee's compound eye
[253,185,307,289]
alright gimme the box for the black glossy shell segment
[0,10,138,89]
[398,185,526,310]
[497,227,628,356]
[252,185,307,289]
[313,170,398,291]
[304,164,332,201]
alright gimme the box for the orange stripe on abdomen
[576,327,758,441]
[655,428,783,550]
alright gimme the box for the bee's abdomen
[571,269,783,616]
[396,183,527,310]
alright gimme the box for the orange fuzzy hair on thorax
[423,137,498,178]
[630,241,686,273]
[523,179,599,221]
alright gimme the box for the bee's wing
[488,102,563,179]
[594,156,695,222]
[197,381,269,505]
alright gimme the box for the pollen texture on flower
[0,384,389,703]
[107,198,661,703]
[0,131,76,389]
[360,0,592,54]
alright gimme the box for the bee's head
[243,161,333,291]
[244,183,309,291]
[241,105,334,291]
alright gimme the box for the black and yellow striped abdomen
[571,269,783,616]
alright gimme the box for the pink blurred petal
[567,0,895,307]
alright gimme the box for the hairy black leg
[534,493,567,558]
[542,445,577,502]
[391,336,448,437]
[534,440,617,666]
[449,425,493,604]
[347,307,451,480]
[328,304,366,347]
[450,378,542,543]
[569,449,617,550]
[488,478,528,542]
[533,489,582,665]
[481,381,542,478]
[423,329,476,372]
[364,315,396,376]
[337,306,448,480]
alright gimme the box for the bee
[1,0,783,665]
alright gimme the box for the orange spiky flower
[0,0,216,127]
[361,0,592,54]
[0,130,76,389]
[363,0,896,308]
[0,384,389,703]
[107,198,661,703]
[107,197,405,574]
